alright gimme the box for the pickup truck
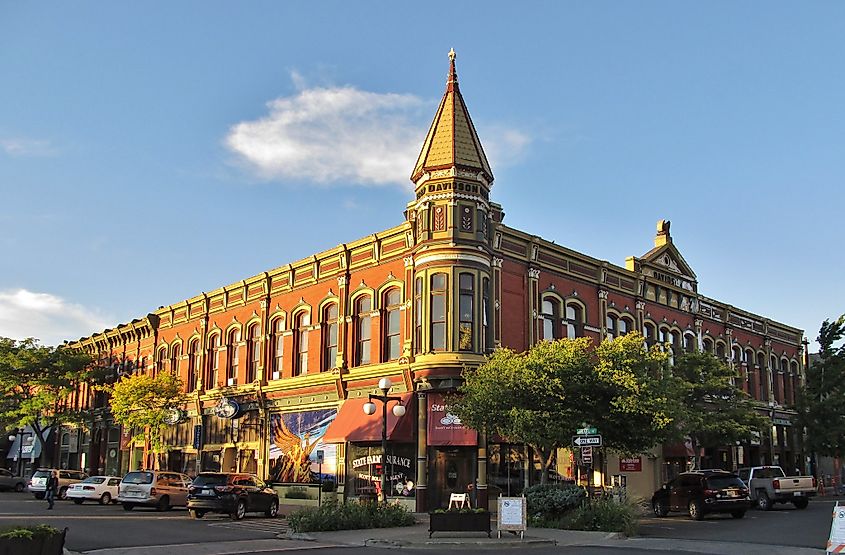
[737,466,816,510]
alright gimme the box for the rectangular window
[482,278,490,351]
[431,273,448,351]
[459,273,474,351]
[414,278,423,354]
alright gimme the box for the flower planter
[0,527,66,555]
[428,511,491,538]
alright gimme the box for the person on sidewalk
[45,470,59,510]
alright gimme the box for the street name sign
[576,427,597,435]
[572,435,602,447]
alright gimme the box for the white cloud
[225,78,532,188]
[0,138,57,157]
[226,85,426,187]
[0,289,114,347]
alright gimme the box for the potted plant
[429,507,491,538]
[0,525,67,555]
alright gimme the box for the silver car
[118,470,192,511]
[0,469,26,492]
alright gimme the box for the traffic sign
[581,446,593,464]
[576,427,597,435]
[572,435,602,447]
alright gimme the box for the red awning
[322,393,415,443]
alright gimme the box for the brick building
[67,51,805,506]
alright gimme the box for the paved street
[0,491,838,553]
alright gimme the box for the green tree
[0,337,94,466]
[451,333,675,482]
[669,351,767,468]
[103,371,184,469]
[797,316,845,465]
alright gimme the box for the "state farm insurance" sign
[427,392,477,446]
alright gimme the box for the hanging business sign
[163,408,187,426]
[213,398,239,419]
[619,457,642,472]
[427,393,477,446]
[192,425,203,450]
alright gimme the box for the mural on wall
[268,409,337,483]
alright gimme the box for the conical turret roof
[411,49,493,185]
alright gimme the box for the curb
[364,537,557,550]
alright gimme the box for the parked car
[117,470,192,511]
[652,470,751,520]
[0,469,26,492]
[67,476,122,505]
[187,473,279,520]
[737,466,816,510]
[27,468,89,500]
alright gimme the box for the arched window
[187,339,199,391]
[702,337,713,353]
[383,289,402,362]
[606,314,617,340]
[323,303,339,372]
[246,323,260,383]
[355,297,372,365]
[482,278,490,351]
[644,323,657,347]
[715,342,726,359]
[430,274,448,351]
[565,303,582,339]
[294,312,310,376]
[206,334,220,389]
[757,353,767,401]
[226,329,240,386]
[683,333,696,351]
[170,343,181,377]
[771,357,781,403]
[155,348,167,377]
[732,346,742,365]
[619,318,632,337]
[414,277,423,354]
[271,318,284,380]
[458,273,474,351]
[540,298,560,340]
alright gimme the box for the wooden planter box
[0,528,66,555]
[429,511,491,538]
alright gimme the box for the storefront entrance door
[430,447,475,509]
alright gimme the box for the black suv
[187,473,279,520]
[652,470,751,520]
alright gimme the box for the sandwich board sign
[828,501,845,553]
[497,496,527,539]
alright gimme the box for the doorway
[429,447,475,509]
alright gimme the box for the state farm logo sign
[427,393,476,447]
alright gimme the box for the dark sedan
[652,470,752,520]
[187,473,279,520]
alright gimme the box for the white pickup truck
[737,466,816,510]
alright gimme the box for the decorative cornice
[414,252,491,267]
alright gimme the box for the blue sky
[0,2,842,349]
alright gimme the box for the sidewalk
[66,514,828,555]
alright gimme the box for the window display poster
[269,409,337,483]
[347,444,415,498]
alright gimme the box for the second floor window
[323,304,338,371]
[155,348,167,376]
[414,277,423,354]
[541,298,559,340]
[355,297,372,365]
[247,323,259,383]
[431,273,448,351]
[565,304,582,339]
[294,312,310,376]
[226,330,240,385]
[187,340,199,391]
[459,273,474,351]
[170,344,181,377]
[383,289,401,361]
[606,315,617,340]
[482,278,490,351]
[207,334,220,389]
[272,318,284,379]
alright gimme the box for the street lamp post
[362,377,406,503]
[8,429,23,477]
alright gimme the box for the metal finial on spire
[448,48,456,62]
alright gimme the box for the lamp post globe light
[362,377,405,502]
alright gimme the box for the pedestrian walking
[45,470,58,510]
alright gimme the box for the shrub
[285,486,310,499]
[561,496,639,536]
[288,500,415,532]
[0,524,62,540]
[523,483,587,519]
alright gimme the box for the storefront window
[346,443,415,499]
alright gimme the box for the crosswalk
[207,517,289,536]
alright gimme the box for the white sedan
[67,476,122,505]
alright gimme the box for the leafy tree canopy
[103,371,184,454]
[451,333,675,481]
[668,351,768,465]
[797,316,845,458]
[0,337,94,463]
